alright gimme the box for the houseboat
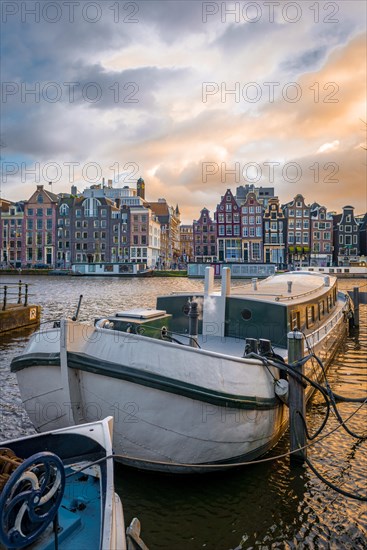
[72,262,153,277]
[301,266,367,278]
[187,262,276,278]
[11,269,351,473]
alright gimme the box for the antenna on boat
[72,295,83,321]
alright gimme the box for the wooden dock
[0,281,41,333]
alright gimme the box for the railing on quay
[1,280,30,310]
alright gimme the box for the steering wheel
[0,451,65,549]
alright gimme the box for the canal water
[0,275,366,549]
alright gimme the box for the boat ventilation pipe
[287,281,293,293]
[188,302,199,348]
[258,339,272,356]
[252,278,258,291]
[324,276,330,287]
[243,338,258,357]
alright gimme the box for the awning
[296,246,303,253]
[288,246,295,253]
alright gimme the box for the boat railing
[275,281,326,302]
[305,299,348,348]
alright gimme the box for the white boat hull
[12,309,347,472]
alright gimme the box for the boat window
[345,269,349,273]
[306,306,315,328]
[241,309,252,321]
[290,311,300,330]
[104,265,113,272]
[328,294,333,310]
[318,301,325,319]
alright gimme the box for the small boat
[71,262,153,277]
[0,417,147,549]
[11,269,351,473]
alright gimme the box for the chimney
[37,185,43,191]
[115,198,121,209]
[71,185,77,196]
[108,179,113,188]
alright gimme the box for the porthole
[241,309,252,321]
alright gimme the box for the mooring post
[18,279,22,304]
[353,287,360,327]
[188,301,199,348]
[2,286,7,311]
[287,330,306,464]
[24,284,28,307]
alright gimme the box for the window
[234,225,240,236]
[242,207,248,214]
[256,227,262,237]
[37,194,43,203]
[345,226,352,232]
[226,204,232,212]
[249,206,254,214]
[37,208,43,217]
[60,204,69,216]
[242,227,248,237]
[256,206,261,213]
[249,227,255,237]
[256,216,262,224]
[249,216,255,224]
[27,220,33,230]
[252,242,261,260]
[289,209,294,217]
[296,209,302,217]
[339,235,343,244]
[226,226,232,236]
[46,219,52,230]
[46,208,52,216]
[226,213,232,223]
[94,220,99,228]
[83,198,101,217]
[306,306,315,328]
[101,209,107,217]
[37,219,43,230]
[101,220,107,228]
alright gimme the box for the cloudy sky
[1,0,366,222]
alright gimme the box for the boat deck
[194,335,287,359]
[229,272,334,304]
